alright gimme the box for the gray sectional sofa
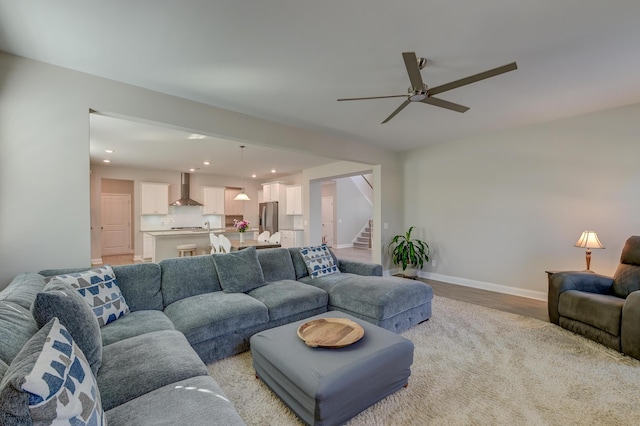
[0,245,433,425]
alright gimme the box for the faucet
[204,221,210,232]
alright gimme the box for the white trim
[384,268,547,301]
[133,255,144,262]
[91,258,103,265]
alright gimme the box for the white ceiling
[1,0,640,157]
[89,113,338,180]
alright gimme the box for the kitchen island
[143,228,259,262]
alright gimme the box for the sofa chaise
[0,245,433,424]
[548,235,640,360]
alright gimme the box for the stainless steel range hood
[170,173,203,206]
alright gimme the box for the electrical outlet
[383,222,388,229]
[432,259,437,268]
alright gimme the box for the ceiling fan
[337,52,517,124]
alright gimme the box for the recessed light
[103,159,111,163]
[189,168,196,172]
[188,134,205,140]
[251,174,257,178]
[104,149,114,153]
[271,169,276,173]
[203,161,210,166]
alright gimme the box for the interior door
[321,196,334,247]
[101,193,132,256]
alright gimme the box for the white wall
[403,102,640,299]
[336,178,372,246]
[0,52,400,289]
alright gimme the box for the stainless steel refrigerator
[259,201,278,234]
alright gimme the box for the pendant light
[234,145,251,201]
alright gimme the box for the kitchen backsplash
[140,206,224,231]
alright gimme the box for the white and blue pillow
[0,318,105,425]
[299,244,340,279]
[51,265,129,327]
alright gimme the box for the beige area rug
[208,296,640,425]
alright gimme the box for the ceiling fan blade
[337,94,407,101]
[421,96,469,113]
[381,100,411,124]
[428,62,518,96]
[402,52,425,90]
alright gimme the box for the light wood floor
[102,248,549,323]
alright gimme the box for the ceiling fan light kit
[337,52,517,124]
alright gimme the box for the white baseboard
[133,255,144,262]
[91,258,103,265]
[384,268,547,301]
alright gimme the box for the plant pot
[402,265,418,279]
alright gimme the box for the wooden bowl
[297,318,364,348]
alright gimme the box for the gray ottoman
[250,311,414,426]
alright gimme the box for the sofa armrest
[548,271,614,324]
[337,259,383,277]
[621,290,640,360]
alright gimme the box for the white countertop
[144,227,259,237]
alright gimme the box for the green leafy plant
[388,226,430,271]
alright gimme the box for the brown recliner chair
[548,236,640,360]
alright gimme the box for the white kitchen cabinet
[202,186,225,215]
[141,182,170,215]
[285,185,302,215]
[262,182,283,202]
[224,188,244,216]
[142,233,155,261]
[280,229,304,248]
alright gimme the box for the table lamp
[574,231,605,271]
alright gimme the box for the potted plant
[388,226,430,278]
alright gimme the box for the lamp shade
[574,231,605,249]
[234,191,250,201]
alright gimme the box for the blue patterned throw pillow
[0,318,105,425]
[52,265,129,327]
[299,244,340,279]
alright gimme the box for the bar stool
[177,243,197,257]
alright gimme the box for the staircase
[353,220,372,250]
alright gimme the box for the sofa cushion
[0,273,46,310]
[104,375,244,426]
[299,245,340,279]
[257,248,296,282]
[31,279,102,375]
[0,301,39,367]
[558,290,625,336]
[98,330,207,411]
[42,264,164,312]
[288,248,309,279]
[164,292,268,345]
[612,264,640,298]
[112,263,163,311]
[160,255,222,307]
[213,246,266,293]
[100,310,175,346]
[310,274,433,320]
[0,318,105,425]
[49,265,130,326]
[247,279,328,321]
